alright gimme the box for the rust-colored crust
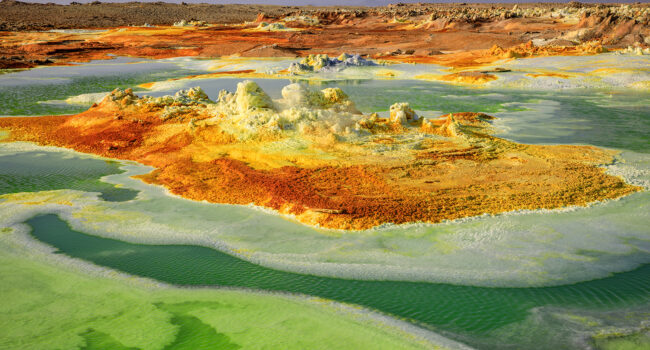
[1,3,646,71]
[0,96,639,230]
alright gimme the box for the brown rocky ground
[0,0,297,30]
[0,1,648,69]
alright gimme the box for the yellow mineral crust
[0,82,640,230]
[416,71,498,85]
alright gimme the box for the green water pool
[26,214,650,349]
[1,56,648,349]
[0,150,138,201]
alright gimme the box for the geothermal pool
[1,56,649,350]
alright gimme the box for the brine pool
[1,56,649,350]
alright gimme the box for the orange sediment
[526,72,573,79]
[0,88,640,230]
[415,71,498,85]
[0,8,635,71]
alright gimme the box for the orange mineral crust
[0,84,640,230]
[0,26,617,70]
[1,2,647,70]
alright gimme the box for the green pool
[1,56,648,349]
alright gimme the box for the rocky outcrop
[289,54,377,73]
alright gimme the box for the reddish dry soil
[1,4,647,69]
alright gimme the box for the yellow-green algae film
[593,332,650,350]
[0,227,440,350]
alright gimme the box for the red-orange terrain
[0,84,640,230]
[1,2,648,70]
[1,2,645,229]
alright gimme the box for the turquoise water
[0,150,138,201]
[0,57,207,116]
[336,81,650,152]
[2,57,647,151]
[1,57,649,349]
[27,214,650,350]
[109,75,650,152]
